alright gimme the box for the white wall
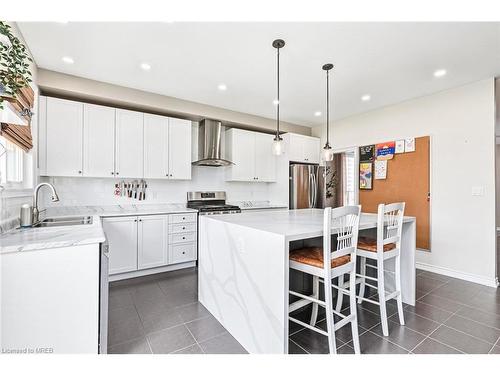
[312,79,497,286]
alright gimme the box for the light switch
[471,186,485,196]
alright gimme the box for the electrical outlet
[471,186,485,196]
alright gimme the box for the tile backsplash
[41,166,284,208]
[0,192,32,234]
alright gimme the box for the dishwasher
[99,238,109,354]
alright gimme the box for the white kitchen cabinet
[83,103,116,178]
[103,216,138,275]
[115,109,144,178]
[286,133,320,164]
[137,215,168,270]
[45,97,84,176]
[144,113,169,178]
[143,115,192,180]
[225,128,276,182]
[254,132,276,182]
[168,118,192,180]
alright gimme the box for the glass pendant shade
[272,137,284,156]
[322,145,334,161]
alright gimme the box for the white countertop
[0,204,197,255]
[202,208,415,241]
[228,200,288,211]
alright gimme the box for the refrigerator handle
[312,172,317,208]
[308,173,313,208]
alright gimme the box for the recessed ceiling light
[62,56,74,64]
[361,94,371,102]
[314,111,322,117]
[140,63,151,71]
[273,99,280,106]
[433,69,447,78]
[217,84,227,91]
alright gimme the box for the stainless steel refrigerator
[289,161,337,209]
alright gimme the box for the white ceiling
[18,22,500,127]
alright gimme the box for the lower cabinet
[103,216,138,275]
[103,213,197,277]
[138,215,168,270]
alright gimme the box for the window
[0,137,24,186]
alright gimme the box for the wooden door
[359,136,430,250]
[83,103,115,178]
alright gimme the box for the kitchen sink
[33,216,93,228]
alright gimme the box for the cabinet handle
[134,220,137,222]
[182,227,186,230]
[182,251,186,255]
[182,237,186,240]
[78,170,82,174]
[139,219,142,222]
[111,171,114,175]
[116,172,120,175]
[182,217,185,220]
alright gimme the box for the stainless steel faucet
[32,182,60,224]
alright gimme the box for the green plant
[0,21,33,110]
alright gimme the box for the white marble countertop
[44,203,197,217]
[228,200,288,210]
[0,215,105,255]
[202,208,415,241]
[0,204,197,255]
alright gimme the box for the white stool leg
[324,276,337,354]
[395,254,405,325]
[335,275,344,312]
[357,256,366,304]
[377,258,389,336]
[349,269,361,354]
[310,276,319,326]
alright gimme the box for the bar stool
[337,202,405,337]
[288,206,361,354]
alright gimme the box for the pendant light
[272,39,285,156]
[322,63,334,162]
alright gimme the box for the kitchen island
[198,208,416,354]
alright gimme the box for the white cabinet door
[288,133,305,163]
[83,103,115,178]
[144,113,169,179]
[45,97,83,176]
[168,118,192,180]
[303,137,320,164]
[254,132,276,182]
[115,109,144,178]
[225,128,256,181]
[103,216,138,275]
[138,215,168,269]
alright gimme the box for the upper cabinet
[83,103,115,178]
[39,96,192,180]
[115,109,144,178]
[44,97,84,177]
[286,133,320,164]
[143,114,192,180]
[225,128,276,182]
[168,118,192,180]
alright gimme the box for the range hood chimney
[192,119,234,167]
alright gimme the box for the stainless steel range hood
[192,119,234,167]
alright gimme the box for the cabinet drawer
[169,213,197,224]
[169,243,197,264]
[169,223,196,233]
[169,232,197,244]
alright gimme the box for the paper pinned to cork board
[405,138,416,152]
[374,160,387,180]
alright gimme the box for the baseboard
[416,261,499,288]
[109,261,196,282]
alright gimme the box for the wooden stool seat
[357,236,396,252]
[290,247,350,268]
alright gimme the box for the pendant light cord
[326,68,329,146]
[276,46,280,140]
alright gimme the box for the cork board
[359,136,430,250]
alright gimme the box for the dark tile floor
[108,267,500,354]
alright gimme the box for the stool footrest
[289,290,326,307]
[288,317,329,337]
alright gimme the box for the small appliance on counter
[187,191,241,215]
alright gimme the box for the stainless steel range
[187,191,241,215]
